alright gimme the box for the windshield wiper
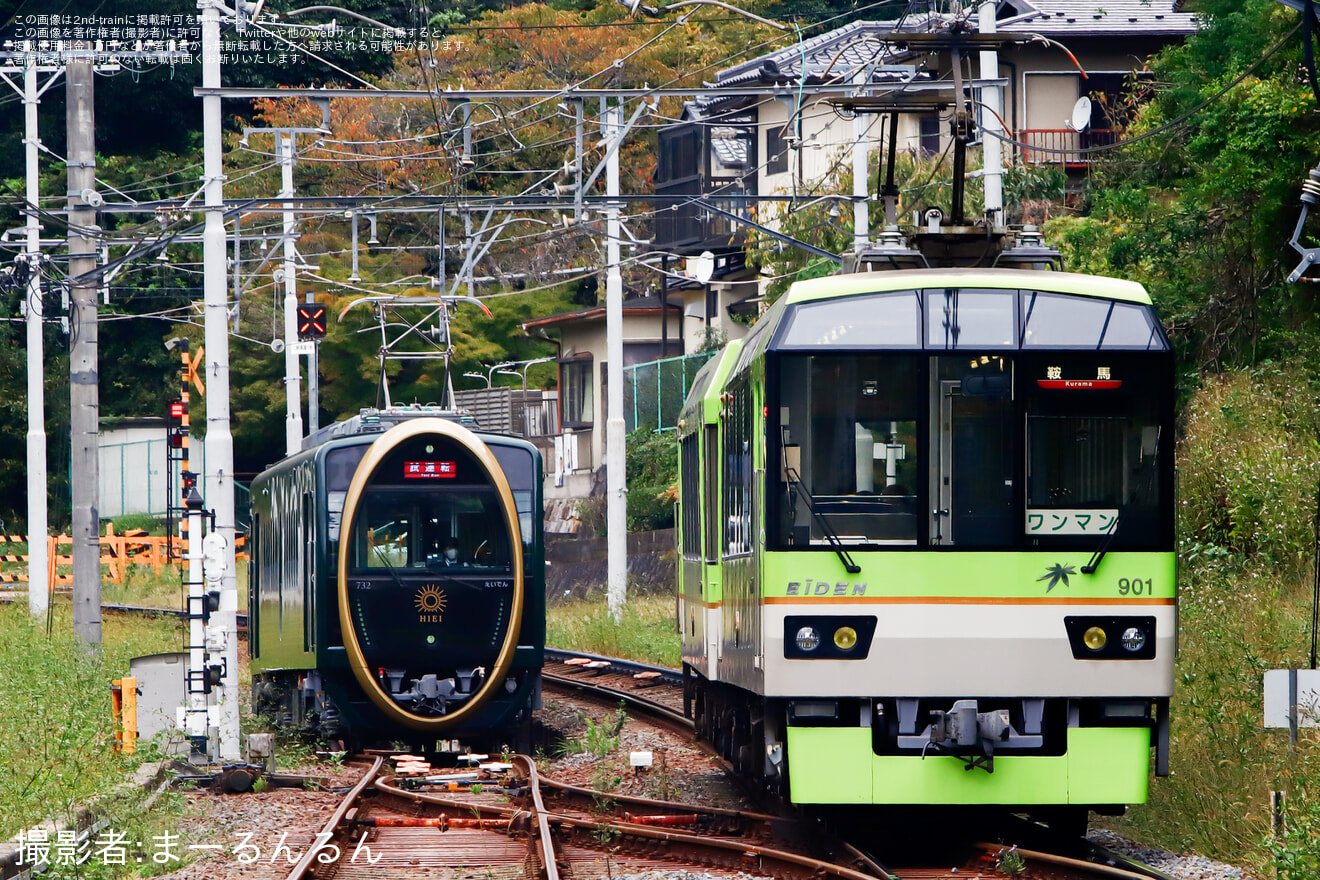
[785,467,861,574]
[1081,514,1120,575]
[371,544,411,589]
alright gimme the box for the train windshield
[349,488,512,572]
[769,348,1171,551]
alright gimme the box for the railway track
[293,753,894,880]
[286,753,1179,880]
[542,647,689,733]
[17,605,1198,880]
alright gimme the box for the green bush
[625,428,677,533]
[1177,364,1319,564]
[1274,791,1320,880]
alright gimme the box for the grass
[546,592,680,668]
[0,599,184,840]
[1102,554,1320,874]
[99,564,249,613]
[1100,365,1320,876]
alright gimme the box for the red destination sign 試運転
[403,461,458,479]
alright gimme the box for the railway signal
[167,400,187,448]
[296,302,327,340]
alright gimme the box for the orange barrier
[40,523,248,587]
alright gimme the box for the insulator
[1302,166,1320,206]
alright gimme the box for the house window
[919,115,942,157]
[624,343,666,366]
[766,124,789,175]
[560,357,593,428]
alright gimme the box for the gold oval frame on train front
[336,418,525,731]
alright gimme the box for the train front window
[351,489,512,572]
[775,354,921,546]
[1024,357,1167,548]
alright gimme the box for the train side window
[722,381,753,557]
[679,433,701,559]
[326,445,367,543]
[703,425,719,564]
[249,513,259,658]
[303,493,315,653]
[491,446,536,546]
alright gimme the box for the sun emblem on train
[1037,563,1076,593]
[414,585,448,615]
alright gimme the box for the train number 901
[1118,578,1154,595]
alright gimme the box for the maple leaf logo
[1037,563,1076,593]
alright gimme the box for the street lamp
[496,356,557,393]
[462,371,492,388]
[467,361,514,388]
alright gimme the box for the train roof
[678,339,744,433]
[785,268,1152,306]
[300,405,481,451]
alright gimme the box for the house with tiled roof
[652,0,1199,279]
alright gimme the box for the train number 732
[1117,578,1153,595]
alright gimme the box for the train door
[703,423,721,672]
[679,430,708,676]
[931,357,1015,546]
[303,493,315,654]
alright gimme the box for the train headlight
[795,626,821,652]
[1120,626,1147,652]
[785,616,876,658]
[1065,616,1156,659]
[832,626,858,651]
[1082,626,1108,652]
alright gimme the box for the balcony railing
[1020,128,1118,167]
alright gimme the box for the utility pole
[4,47,183,620]
[280,133,304,455]
[67,48,100,647]
[201,0,241,761]
[605,98,628,622]
[978,0,1004,223]
[14,47,52,617]
[853,71,871,252]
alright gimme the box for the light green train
[675,268,1174,832]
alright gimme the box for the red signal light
[296,303,328,340]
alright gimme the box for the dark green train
[248,407,544,751]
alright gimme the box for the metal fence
[455,388,560,437]
[622,351,718,433]
[99,438,195,518]
[98,437,250,531]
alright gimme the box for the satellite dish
[1070,96,1092,132]
[691,251,715,284]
